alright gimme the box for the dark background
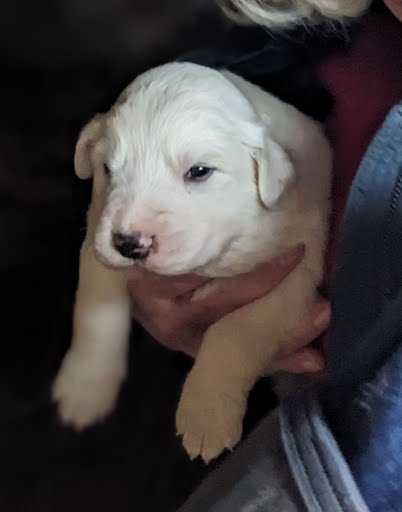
[0,1,373,510]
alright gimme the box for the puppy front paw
[176,372,246,463]
[52,349,125,430]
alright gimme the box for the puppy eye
[185,166,214,182]
[104,164,111,176]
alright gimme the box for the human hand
[129,245,329,372]
[384,0,402,22]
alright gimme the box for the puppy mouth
[95,254,134,270]
[94,229,231,276]
[94,245,138,270]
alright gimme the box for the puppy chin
[146,251,222,277]
[144,260,192,277]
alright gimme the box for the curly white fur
[217,0,372,27]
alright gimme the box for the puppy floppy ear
[74,114,105,180]
[254,134,294,209]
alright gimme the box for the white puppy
[53,62,332,463]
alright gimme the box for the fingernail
[313,303,331,329]
[303,357,324,372]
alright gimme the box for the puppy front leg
[53,238,131,429]
[176,264,319,462]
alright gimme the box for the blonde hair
[217,0,372,27]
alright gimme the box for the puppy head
[217,0,372,27]
[76,63,293,277]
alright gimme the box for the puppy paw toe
[176,375,245,463]
[52,352,124,430]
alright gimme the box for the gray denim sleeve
[178,409,306,512]
[280,392,370,512]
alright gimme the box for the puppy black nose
[113,232,151,260]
